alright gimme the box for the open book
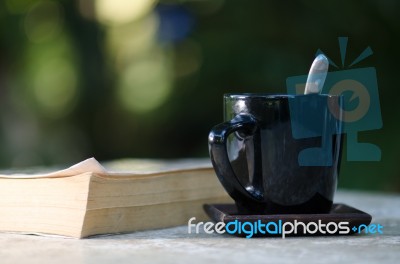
[0,158,231,238]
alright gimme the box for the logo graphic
[286,37,382,165]
[188,217,383,239]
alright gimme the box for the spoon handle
[304,54,329,94]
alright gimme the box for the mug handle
[208,114,263,203]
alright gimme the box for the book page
[0,158,213,179]
[103,158,212,174]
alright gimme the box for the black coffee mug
[208,94,343,214]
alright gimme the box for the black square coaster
[203,203,372,237]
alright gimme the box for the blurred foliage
[0,0,399,192]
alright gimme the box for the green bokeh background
[0,0,398,192]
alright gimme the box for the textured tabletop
[0,190,399,264]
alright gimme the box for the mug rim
[224,93,341,99]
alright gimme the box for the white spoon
[304,54,329,94]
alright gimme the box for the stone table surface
[0,190,399,264]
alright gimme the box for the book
[0,158,232,238]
